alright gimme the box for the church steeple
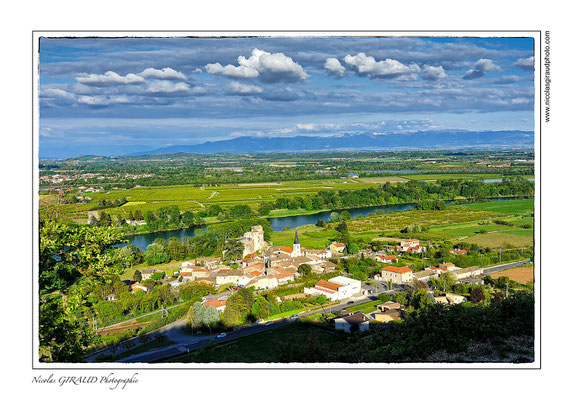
[292,229,301,257]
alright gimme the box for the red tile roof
[204,299,227,308]
[315,279,343,291]
[381,266,412,274]
[280,246,293,253]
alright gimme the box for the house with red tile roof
[203,299,227,313]
[377,255,399,264]
[379,266,413,284]
[329,242,346,254]
[439,262,460,271]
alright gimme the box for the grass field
[358,177,409,183]
[463,198,534,215]
[271,225,339,248]
[164,323,337,363]
[120,259,183,280]
[346,300,382,314]
[425,201,534,246]
[462,232,533,248]
[489,265,534,285]
[270,199,534,249]
[346,207,502,233]
[405,174,504,181]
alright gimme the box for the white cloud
[139,67,187,80]
[206,48,308,83]
[145,81,190,94]
[76,71,145,86]
[77,95,111,106]
[422,65,447,80]
[296,123,318,131]
[225,81,263,95]
[42,88,76,100]
[474,58,502,72]
[205,63,259,79]
[514,56,534,71]
[463,58,501,80]
[324,58,345,77]
[343,53,420,80]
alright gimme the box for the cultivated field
[358,177,409,183]
[463,198,534,215]
[490,265,534,285]
[462,232,533,248]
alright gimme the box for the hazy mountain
[128,130,534,156]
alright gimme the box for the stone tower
[292,229,301,257]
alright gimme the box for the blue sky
[39,36,535,157]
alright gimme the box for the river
[118,196,524,250]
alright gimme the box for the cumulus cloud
[463,58,501,80]
[324,58,345,78]
[422,65,447,80]
[139,67,187,80]
[205,63,260,79]
[206,48,308,83]
[343,53,420,80]
[144,81,190,94]
[42,88,76,101]
[514,56,534,71]
[225,81,264,95]
[76,71,145,86]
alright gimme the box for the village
[122,225,524,334]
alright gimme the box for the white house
[334,312,370,332]
[303,276,361,301]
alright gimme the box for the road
[108,293,382,363]
[482,260,530,274]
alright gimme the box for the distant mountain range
[128,130,534,156]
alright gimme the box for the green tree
[298,263,312,276]
[193,302,207,327]
[181,211,195,227]
[222,238,244,262]
[39,296,96,362]
[132,269,142,283]
[347,243,359,254]
[470,287,486,303]
[39,220,127,361]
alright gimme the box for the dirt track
[98,322,150,336]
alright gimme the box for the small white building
[334,312,370,333]
[304,276,361,301]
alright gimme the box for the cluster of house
[170,227,338,291]
[372,260,484,286]
[334,290,470,333]
[334,301,402,333]
[349,239,427,265]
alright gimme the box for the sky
[38,35,535,157]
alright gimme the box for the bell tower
[292,229,301,257]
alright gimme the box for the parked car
[256,319,265,325]
[265,321,274,326]
[289,314,299,320]
[216,333,227,338]
[347,301,355,304]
